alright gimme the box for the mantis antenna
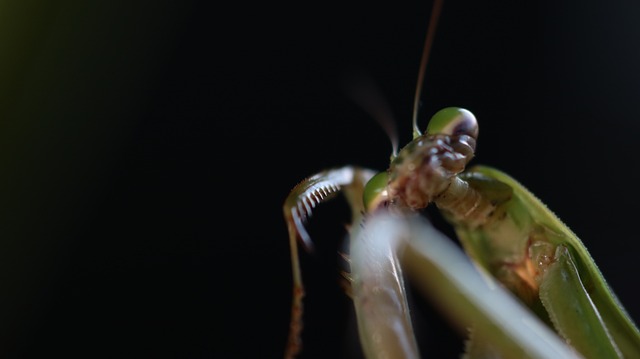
[343,72,400,158]
[412,0,443,139]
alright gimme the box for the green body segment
[447,165,640,358]
[540,245,621,358]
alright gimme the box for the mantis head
[364,107,478,212]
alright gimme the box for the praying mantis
[282,1,640,358]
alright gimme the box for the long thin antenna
[412,0,443,139]
[344,71,399,157]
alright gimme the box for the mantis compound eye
[363,171,389,211]
[426,107,478,140]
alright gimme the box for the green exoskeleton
[282,1,640,358]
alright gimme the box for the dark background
[1,1,640,358]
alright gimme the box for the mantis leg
[356,211,583,359]
[350,211,421,359]
[283,166,375,359]
[539,246,622,358]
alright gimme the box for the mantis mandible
[282,1,640,358]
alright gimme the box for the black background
[1,1,640,358]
